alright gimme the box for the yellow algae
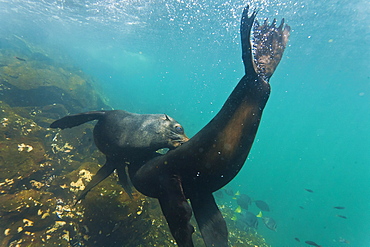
[4,228,11,236]
[30,180,44,189]
[62,230,70,241]
[17,143,33,152]
[70,178,86,192]
[79,169,92,182]
[46,221,66,234]
[23,218,34,227]
[41,212,51,219]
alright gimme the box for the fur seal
[50,110,189,201]
[129,6,290,247]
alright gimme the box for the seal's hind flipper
[75,158,116,204]
[50,111,107,129]
[158,175,194,247]
[252,16,290,80]
[190,193,228,247]
[116,166,134,199]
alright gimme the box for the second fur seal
[50,110,189,201]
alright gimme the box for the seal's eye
[175,125,184,134]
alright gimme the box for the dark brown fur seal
[50,110,189,202]
[129,7,290,247]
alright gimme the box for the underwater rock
[0,45,110,116]
[0,40,269,246]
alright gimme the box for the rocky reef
[0,37,268,246]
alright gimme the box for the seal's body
[129,7,290,247]
[50,110,188,201]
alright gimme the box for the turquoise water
[1,0,369,246]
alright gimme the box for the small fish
[304,188,314,193]
[240,211,258,229]
[237,194,252,210]
[224,188,234,196]
[339,237,350,244]
[336,215,347,219]
[294,237,301,242]
[256,211,263,218]
[299,206,305,209]
[262,217,277,231]
[333,206,345,209]
[14,56,26,61]
[305,240,321,247]
[48,174,56,181]
[156,148,169,155]
[256,211,276,231]
[45,174,57,186]
[254,200,270,211]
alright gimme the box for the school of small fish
[214,186,350,245]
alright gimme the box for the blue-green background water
[1,0,369,246]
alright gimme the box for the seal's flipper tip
[271,18,277,27]
[241,5,257,29]
[241,6,249,19]
[50,111,106,129]
[191,193,228,247]
[278,18,285,30]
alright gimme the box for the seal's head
[160,114,189,149]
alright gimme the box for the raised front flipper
[50,111,106,129]
[190,193,228,247]
[116,165,134,199]
[240,6,290,81]
[158,175,194,247]
[75,158,116,204]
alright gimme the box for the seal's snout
[180,136,190,145]
[171,135,190,148]
[181,135,190,143]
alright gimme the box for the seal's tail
[50,111,106,129]
[252,17,290,81]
